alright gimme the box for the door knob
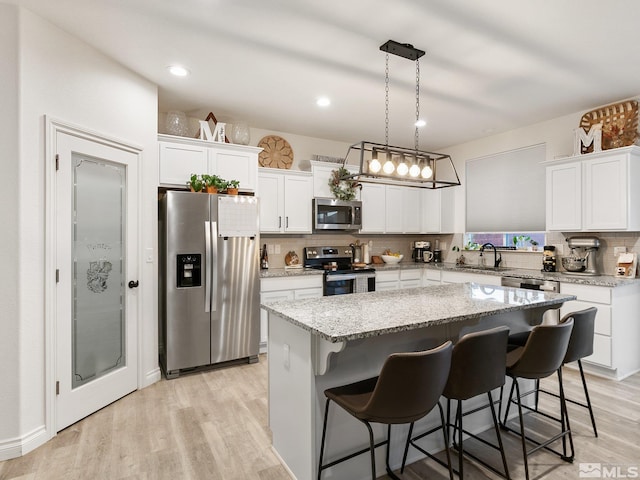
[128,280,139,289]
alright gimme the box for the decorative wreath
[328,167,360,201]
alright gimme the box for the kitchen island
[263,282,576,480]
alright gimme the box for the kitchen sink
[454,265,513,272]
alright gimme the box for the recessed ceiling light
[168,65,190,77]
[415,119,427,128]
[316,97,331,107]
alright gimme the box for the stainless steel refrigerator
[159,191,260,378]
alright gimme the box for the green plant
[227,179,240,189]
[512,235,531,248]
[204,174,225,189]
[188,173,203,192]
[530,239,539,246]
[464,241,480,251]
[328,167,359,201]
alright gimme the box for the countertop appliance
[303,245,375,296]
[412,241,432,263]
[563,236,600,276]
[313,198,362,231]
[159,191,260,378]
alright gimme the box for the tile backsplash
[262,231,640,275]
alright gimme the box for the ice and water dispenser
[176,254,201,287]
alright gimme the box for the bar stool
[500,319,574,480]
[508,307,598,437]
[401,326,511,479]
[317,341,454,480]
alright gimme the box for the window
[464,232,545,250]
[465,144,546,232]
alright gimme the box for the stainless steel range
[303,245,375,296]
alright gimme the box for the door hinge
[55,154,59,171]
[56,381,60,395]
[56,269,59,283]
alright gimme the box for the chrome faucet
[480,242,502,268]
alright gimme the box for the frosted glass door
[72,154,125,388]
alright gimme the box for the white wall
[0,3,21,449]
[0,4,159,459]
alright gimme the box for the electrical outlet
[440,242,447,251]
[267,244,275,255]
[614,246,627,256]
[275,244,281,254]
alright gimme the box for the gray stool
[317,341,454,480]
[402,326,511,479]
[501,319,574,480]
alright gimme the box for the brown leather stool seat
[500,319,574,480]
[317,341,454,480]
[508,307,598,437]
[401,326,511,479]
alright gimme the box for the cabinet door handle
[278,216,282,228]
[286,217,289,228]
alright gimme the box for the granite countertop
[260,261,637,287]
[262,282,576,343]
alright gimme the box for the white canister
[363,244,370,264]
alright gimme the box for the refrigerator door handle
[205,221,212,313]
[210,221,218,311]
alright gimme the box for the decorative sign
[574,123,602,155]
[199,119,226,143]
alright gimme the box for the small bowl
[381,254,404,264]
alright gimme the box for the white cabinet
[422,269,442,286]
[546,146,640,232]
[441,270,502,286]
[421,188,455,233]
[360,183,386,233]
[258,169,313,234]
[310,161,360,199]
[384,186,405,233]
[375,270,400,291]
[559,282,640,380]
[375,268,424,291]
[546,161,582,231]
[400,269,422,289]
[260,276,323,351]
[158,134,260,191]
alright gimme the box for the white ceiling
[15,0,640,150]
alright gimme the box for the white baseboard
[0,425,49,461]
[142,366,162,388]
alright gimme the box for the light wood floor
[1,357,639,480]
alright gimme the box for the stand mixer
[563,236,601,275]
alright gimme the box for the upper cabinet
[158,134,261,192]
[360,183,455,234]
[546,146,640,231]
[258,168,312,234]
[310,161,360,200]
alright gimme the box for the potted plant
[203,174,224,193]
[187,173,203,193]
[226,179,240,195]
[512,235,531,249]
[530,239,539,251]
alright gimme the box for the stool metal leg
[488,390,511,480]
[578,360,598,437]
[317,399,331,480]
[513,379,531,480]
[363,421,377,480]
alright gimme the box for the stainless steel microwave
[313,198,362,231]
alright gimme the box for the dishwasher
[501,276,562,323]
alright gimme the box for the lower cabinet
[260,276,323,352]
[440,270,502,286]
[375,268,423,291]
[559,282,640,380]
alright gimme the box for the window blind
[465,143,546,232]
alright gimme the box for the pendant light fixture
[342,40,460,189]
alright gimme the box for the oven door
[324,273,356,296]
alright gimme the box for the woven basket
[579,100,640,153]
